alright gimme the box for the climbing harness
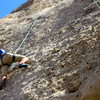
[0,49,8,66]
[94,0,100,9]
[0,54,5,65]
[0,52,15,67]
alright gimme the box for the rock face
[0,0,100,100]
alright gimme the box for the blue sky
[0,0,28,18]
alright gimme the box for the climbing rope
[14,0,46,54]
[84,0,100,11]
[94,0,100,9]
[14,16,39,54]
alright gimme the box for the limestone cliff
[0,0,100,100]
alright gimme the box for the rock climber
[0,49,31,90]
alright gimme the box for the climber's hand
[20,57,32,65]
[25,58,32,64]
[20,57,29,64]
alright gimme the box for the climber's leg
[0,65,9,90]
[1,65,9,76]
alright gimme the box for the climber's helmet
[0,49,6,55]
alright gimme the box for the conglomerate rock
[0,0,100,100]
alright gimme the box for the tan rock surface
[0,0,100,100]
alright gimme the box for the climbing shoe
[0,76,7,90]
[18,64,29,68]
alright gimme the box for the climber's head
[0,49,6,55]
